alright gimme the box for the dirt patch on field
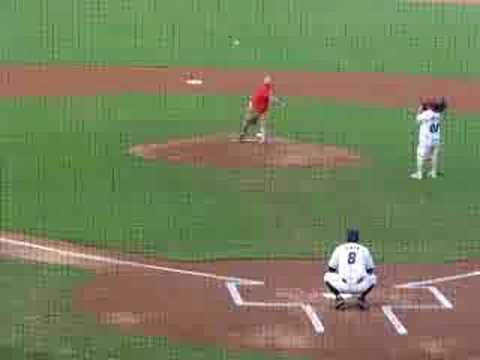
[1,64,480,113]
[1,233,479,359]
[128,135,362,169]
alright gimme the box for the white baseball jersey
[328,243,375,278]
[416,109,441,147]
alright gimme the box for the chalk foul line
[2,235,479,337]
[395,270,480,288]
[0,236,263,285]
[225,281,325,334]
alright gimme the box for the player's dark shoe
[335,295,346,310]
[357,298,370,311]
[239,133,246,142]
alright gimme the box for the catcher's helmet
[346,229,360,243]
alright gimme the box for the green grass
[1,95,479,263]
[1,1,480,359]
[1,0,480,74]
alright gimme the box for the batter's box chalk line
[225,281,325,334]
[1,236,479,337]
[226,270,480,336]
[383,271,480,335]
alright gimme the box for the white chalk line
[382,286,453,335]
[230,268,478,336]
[302,304,325,334]
[2,235,478,336]
[225,282,324,334]
[396,271,480,288]
[381,288,451,336]
[0,236,263,285]
[382,270,480,335]
[382,306,408,335]
[226,281,243,305]
[426,286,453,309]
[185,79,203,85]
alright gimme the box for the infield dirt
[2,64,480,358]
[128,135,363,169]
[1,65,479,113]
[0,233,479,360]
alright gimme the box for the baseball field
[1,0,480,359]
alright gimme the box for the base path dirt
[1,64,480,113]
[129,135,363,169]
[0,233,479,359]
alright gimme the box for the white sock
[431,148,439,174]
[416,155,424,175]
[259,121,266,136]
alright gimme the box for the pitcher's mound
[129,134,362,169]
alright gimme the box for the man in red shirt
[239,75,277,143]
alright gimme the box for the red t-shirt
[251,84,273,114]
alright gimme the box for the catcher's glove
[435,97,448,113]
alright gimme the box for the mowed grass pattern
[0,96,479,263]
[0,0,480,359]
[1,0,480,73]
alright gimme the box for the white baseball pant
[417,143,440,160]
[324,272,377,294]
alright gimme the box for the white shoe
[427,171,438,179]
[410,172,423,180]
[255,132,265,143]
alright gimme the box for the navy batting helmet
[346,229,360,242]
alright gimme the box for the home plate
[186,79,203,85]
[323,292,354,300]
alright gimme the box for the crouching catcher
[324,229,377,311]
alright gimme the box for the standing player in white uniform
[410,97,447,180]
[324,229,377,310]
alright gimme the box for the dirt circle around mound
[128,135,363,169]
